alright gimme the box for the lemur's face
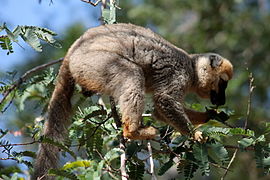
[195,53,233,106]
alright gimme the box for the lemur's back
[66,23,192,95]
[66,23,188,65]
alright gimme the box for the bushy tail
[32,59,75,180]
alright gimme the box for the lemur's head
[192,53,233,106]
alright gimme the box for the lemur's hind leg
[116,68,157,140]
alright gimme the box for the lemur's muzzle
[210,79,228,106]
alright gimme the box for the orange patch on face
[219,59,233,80]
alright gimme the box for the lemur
[32,23,233,180]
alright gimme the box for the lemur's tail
[32,58,75,180]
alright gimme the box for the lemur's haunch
[33,23,233,180]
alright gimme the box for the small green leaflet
[0,23,61,54]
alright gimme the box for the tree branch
[80,0,102,6]
[0,57,63,112]
[147,141,157,180]
[221,149,238,180]
[245,72,255,129]
[0,140,37,147]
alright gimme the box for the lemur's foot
[123,126,157,140]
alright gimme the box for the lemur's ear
[209,55,222,68]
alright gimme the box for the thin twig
[210,162,233,171]
[0,157,16,161]
[225,145,254,151]
[0,140,37,147]
[120,142,128,180]
[147,141,157,180]
[221,149,238,180]
[245,73,255,129]
[0,57,64,111]
[80,0,102,6]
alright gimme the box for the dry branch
[80,0,102,6]
[147,141,157,180]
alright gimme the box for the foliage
[0,67,56,113]
[0,23,61,54]
[4,72,270,179]
[0,129,35,169]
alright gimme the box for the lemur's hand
[193,130,208,143]
[206,108,229,123]
[193,130,203,142]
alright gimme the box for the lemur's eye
[210,55,221,68]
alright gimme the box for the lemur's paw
[123,126,157,140]
[193,130,208,143]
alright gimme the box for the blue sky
[0,0,101,71]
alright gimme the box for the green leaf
[48,169,78,180]
[202,126,230,141]
[40,136,76,159]
[0,35,13,54]
[238,135,266,149]
[62,160,92,170]
[126,141,140,157]
[86,128,103,159]
[193,143,210,176]
[104,147,121,162]
[255,144,270,172]
[0,23,61,53]
[183,162,199,180]
[0,89,16,112]
[20,27,42,52]
[263,122,270,134]
[158,160,173,176]
[238,137,254,149]
[207,142,228,164]
[127,158,145,180]
[84,108,107,120]
[263,157,270,166]
[0,129,9,139]
[229,128,254,137]
[12,150,36,158]
[255,135,266,143]
[0,166,21,176]
[3,23,18,43]
[12,26,22,39]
